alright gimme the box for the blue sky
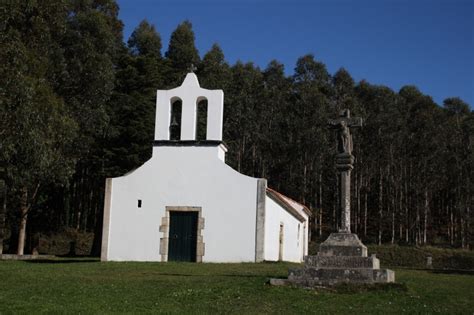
[117,0,473,107]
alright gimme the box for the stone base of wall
[271,232,395,287]
[0,254,55,260]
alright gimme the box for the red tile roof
[266,187,312,221]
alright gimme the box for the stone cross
[328,109,363,233]
[188,63,197,73]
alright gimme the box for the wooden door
[168,211,198,262]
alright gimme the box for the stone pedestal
[271,233,395,287]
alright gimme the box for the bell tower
[154,72,224,141]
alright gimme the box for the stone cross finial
[328,109,363,233]
[188,63,197,73]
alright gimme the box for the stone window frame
[159,206,205,262]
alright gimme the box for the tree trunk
[355,173,359,234]
[415,199,420,246]
[252,145,256,177]
[399,188,403,240]
[302,163,307,204]
[0,180,6,254]
[17,187,28,255]
[423,189,429,245]
[364,190,368,237]
[405,169,409,243]
[467,204,471,250]
[391,198,395,245]
[334,174,339,231]
[318,172,323,236]
[450,209,454,245]
[454,213,457,244]
[378,168,383,245]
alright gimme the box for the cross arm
[327,117,363,128]
[327,119,342,129]
[346,117,363,128]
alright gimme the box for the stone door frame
[278,222,284,261]
[159,206,205,262]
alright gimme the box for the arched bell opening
[196,97,208,141]
[169,98,182,140]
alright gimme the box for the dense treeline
[0,0,472,255]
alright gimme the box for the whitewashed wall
[103,145,259,262]
[264,196,309,262]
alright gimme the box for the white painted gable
[155,73,224,141]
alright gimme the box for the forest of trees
[1,0,472,256]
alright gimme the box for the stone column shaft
[336,153,354,234]
[340,170,351,233]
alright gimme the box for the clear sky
[117,0,473,107]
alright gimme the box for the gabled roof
[266,188,312,222]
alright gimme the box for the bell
[170,115,179,128]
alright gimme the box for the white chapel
[100,72,311,263]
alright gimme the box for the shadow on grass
[429,269,474,276]
[23,258,99,264]
[312,282,409,294]
[141,272,279,278]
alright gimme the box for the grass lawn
[0,260,473,314]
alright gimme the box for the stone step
[304,255,380,269]
[318,233,368,257]
[288,267,395,286]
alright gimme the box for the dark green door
[168,211,198,262]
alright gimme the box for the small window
[138,199,142,208]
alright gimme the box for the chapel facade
[101,72,311,263]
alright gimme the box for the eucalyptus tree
[0,0,77,254]
[224,62,264,174]
[165,20,200,86]
[260,61,292,184]
[441,97,472,248]
[398,86,440,245]
[58,0,125,256]
[198,43,230,90]
[291,55,333,230]
[196,44,231,141]
[354,81,400,243]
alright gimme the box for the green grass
[0,260,473,314]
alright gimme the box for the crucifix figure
[328,109,363,233]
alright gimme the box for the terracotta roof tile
[266,187,312,218]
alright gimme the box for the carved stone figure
[338,120,352,154]
[329,109,359,156]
